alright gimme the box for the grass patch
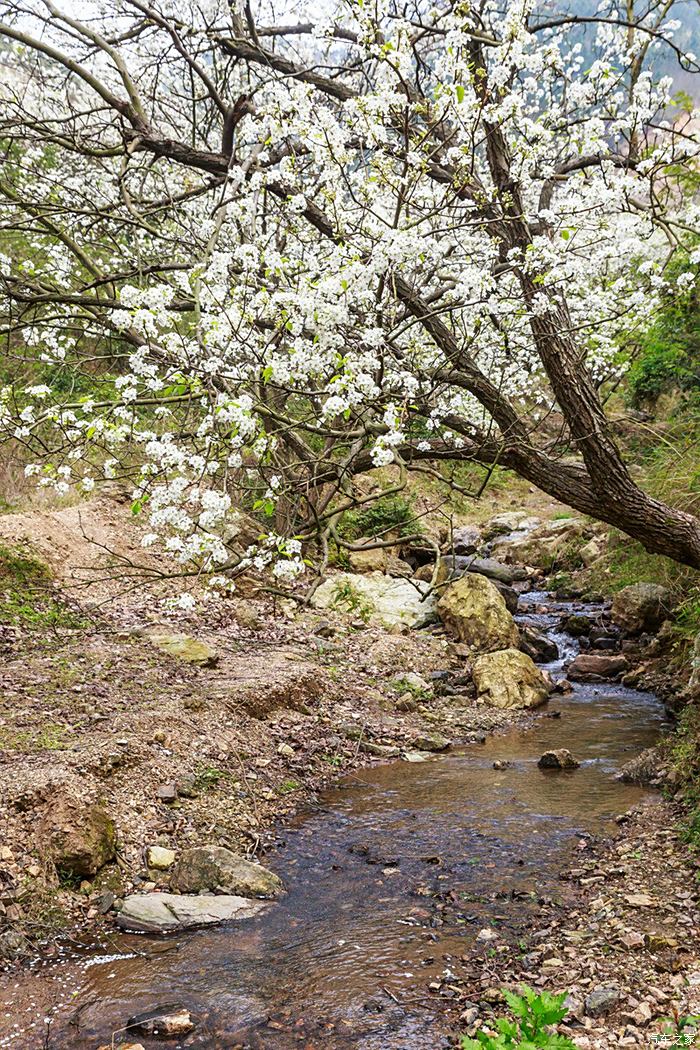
[0,541,89,631]
[0,722,71,752]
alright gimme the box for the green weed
[461,986,575,1049]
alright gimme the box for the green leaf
[456,84,465,103]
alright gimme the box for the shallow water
[49,595,667,1049]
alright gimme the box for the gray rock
[538,749,580,770]
[311,573,437,630]
[442,555,527,585]
[116,892,268,933]
[171,846,282,898]
[411,732,450,752]
[585,987,620,1017]
[520,625,559,663]
[449,525,482,555]
[611,583,672,635]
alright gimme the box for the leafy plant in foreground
[461,986,576,1049]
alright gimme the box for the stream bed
[48,594,668,1049]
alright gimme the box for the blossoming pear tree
[1,0,700,592]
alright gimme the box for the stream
[49,593,667,1049]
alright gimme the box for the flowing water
[48,594,667,1049]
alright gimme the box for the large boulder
[116,892,267,933]
[311,573,436,629]
[39,797,116,878]
[611,583,672,635]
[437,575,519,653]
[170,846,283,898]
[472,649,550,709]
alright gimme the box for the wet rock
[585,986,620,1017]
[538,749,580,770]
[553,678,573,693]
[148,632,218,667]
[311,572,437,630]
[437,575,519,653]
[492,579,519,614]
[568,652,629,681]
[116,892,268,933]
[402,751,429,763]
[171,846,282,898]
[472,648,550,709]
[611,583,672,635]
[127,1005,195,1038]
[466,556,528,585]
[492,760,511,770]
[520,625,559,663]
[411,732,450,752]
[147,846,176,871]
[39,797,116,879]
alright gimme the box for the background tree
[1,0,699,589]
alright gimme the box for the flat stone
[402,751,430,763]
[148,632,218,667]
[116,892,268,933]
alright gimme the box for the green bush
[461,987,575,1050]
[338,495,418,541]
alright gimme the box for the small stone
[492,760,511,770]
[156,783,178,803]
[0,847,13,862]
[146,846,176,871]
[476,928,498,942]
[148,632,218,667]
[277,743,295,758]
[402,751,429,763]
[584,987,620,1017]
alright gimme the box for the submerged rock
[437,575,519,653]
[171,846,283,898]
[472,648,550,709]
[116,892,267,933]
[538,749,580,770]
[611,583,671,635]
[127,1005,195,1038]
